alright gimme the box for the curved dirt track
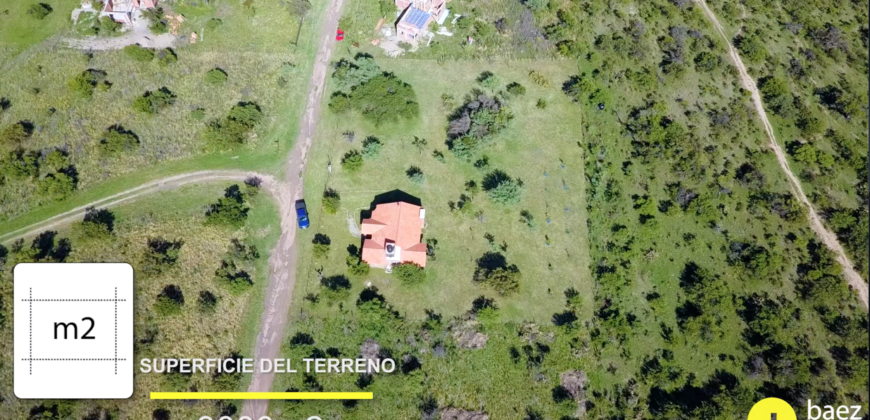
[2,0,346,414]
[694,0,869,308]
[0,171,274,244]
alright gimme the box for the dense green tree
[337,74,419,125]
[37,172,76,200]
[205,185,249,227]
[99,125,139,154]
[203,102,263,145]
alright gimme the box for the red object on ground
[336,28,345,41]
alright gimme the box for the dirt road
[5,0,345,413]
[0,171,272,245]
[694,0,869,308]
[240,0,346,416]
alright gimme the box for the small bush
[312,233,331,258]
[322,189,341,214]
[27,3,53,19]
[190,108,206,120]
[483,170,523,205]
[154,285,185,316]
[477,71,501,90]
[289,332,315,346]
[132,88,175,114]
[214,260,254,294]
[506,82,526,96]
[197,291,219,313]
[142,237,184,276]
[320,275,351,301]
[1,121,33,146]
[393,263,426,284]
[99,125,139,154]
[98,15,122,34]
[341,150,364,172]
[123,44,155,62]
[203,102,263,145]
[205,68,228,85]
[37,173,76,200]
[348,260,370,277]
[361,136,382,158]
[156,48,177,66]
[406,166,424,184]
[81,207,115,236]
[68,69,109,98]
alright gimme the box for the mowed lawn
[0,0,76,52]
[0,183,281,420]
[294,59,592,322]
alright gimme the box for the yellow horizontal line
[150,392,373,400]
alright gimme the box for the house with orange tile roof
[360,201,427,269]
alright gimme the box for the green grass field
[0,0,77,52]
[0,182,280,420]
[0,0,326,227]
[293,58,591,322]
[270,0,868,418]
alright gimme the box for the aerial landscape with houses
[0,0,867,418]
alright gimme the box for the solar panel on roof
[404,8,431,29]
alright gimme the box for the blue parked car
[295,200,310,229]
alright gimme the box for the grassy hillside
[273,0,868,418]
[0,0,324,229]
[0,182,280,420]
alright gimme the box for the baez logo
[748,398,797,420]
[807,400,864,420]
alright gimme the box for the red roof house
[361,201,427,269]
[101,0,158,24]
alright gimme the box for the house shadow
[360,189,422,220]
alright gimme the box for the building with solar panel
[395,0,448,42]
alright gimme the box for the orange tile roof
[360,201,426,268]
